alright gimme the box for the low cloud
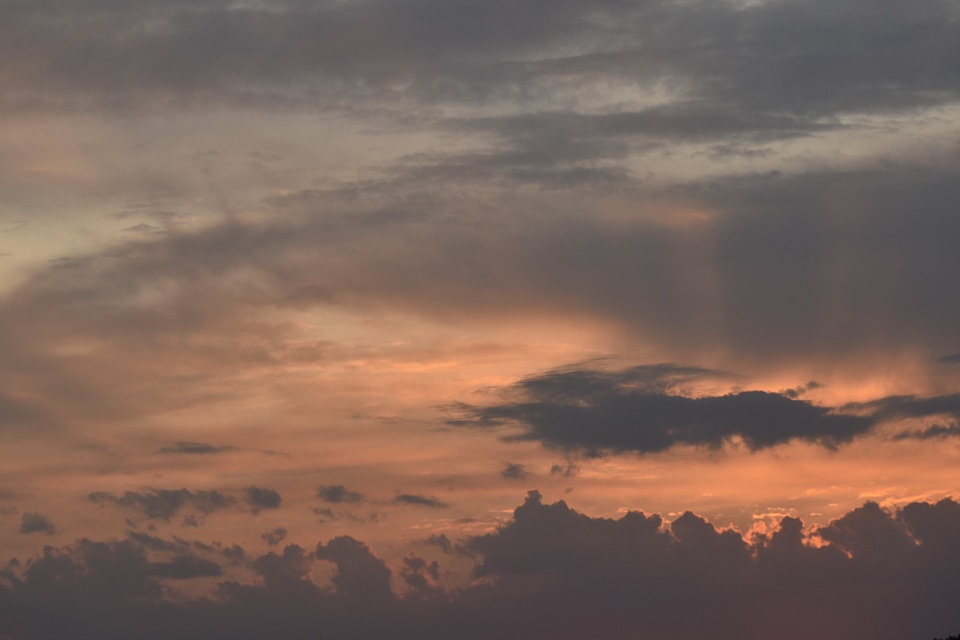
[261,527,288,547]
[451,363,876,455]
[154,441,233,455]
[500,462,528,481]
[89,488,236,521]
[394,494,448,509]
[245,487,282,513]
[3,492,960,639]
[19,512,56,535]
[317,485,365,504]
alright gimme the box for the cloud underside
[449,364,960,455]
[2,0,959,125]
[3,162,960,439]
[3,492,960,640]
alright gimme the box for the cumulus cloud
[3,493,960,639]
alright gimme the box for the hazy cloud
[317,485,365,504]
[500,462,528,481]
[89,488,236,521]
[394,494,449,509]
[245,487,282,513]
[19,512,56,535]
[261,527,288,547]
[154,441,233,455]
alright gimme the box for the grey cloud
[261,528,288,547]
[452,363,875,455]
[3,0,959,129]
[148,554,222,580]
[89,488,236,521]
[500,462,527,481]
[394,494,448,509]
[154,441,233,455]
[892,424,960,441]
[19,512,56,535]
[4,160,960,423]
[317,485,365,504]
[314,537,393,602]
[245,487,282,512]
[939,354,960,364]
[3,493,960,639]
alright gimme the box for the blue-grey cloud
[451,364,875,455]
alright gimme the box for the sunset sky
[2,1,960,638]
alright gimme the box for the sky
[2,0,960,638]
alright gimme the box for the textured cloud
[88,488,236,521]
[244,487,282,513]
[317,485,365,504]
[261,528,287,547]
[3,493,960,640]
[451,363,876,455]
[3,0,959,128]
[394,494,449,509]
[500,463,528,481]
[19,513,56,535]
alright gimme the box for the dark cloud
[892,424,960,441]
[245,487,282,513]
[938,354,960,365]
[88,488,236,521]
[500,462,527,481]
[19,512,56,535]
[261,528,288,547]
[317,485,365,504]
[154,441,233,455]
[314,536,393,602]
[452,363,875,455]
[3,0,959,132]
[4,493,960,639]
[394,494,449,509]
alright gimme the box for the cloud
[394,494,449,509]
[261,528,288,547]
[892,424,960,441]
[314,536,393,602]
[19,512,56,535]
[3,0,959,131]
[317,485,365,504]
[451,363,876,455]
[88,488,236,521]
[500,462,528,481]
[154,441,233,455]
[4,493,960,639]
[245,487,282,513]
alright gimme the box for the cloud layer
[3,492,960,640]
